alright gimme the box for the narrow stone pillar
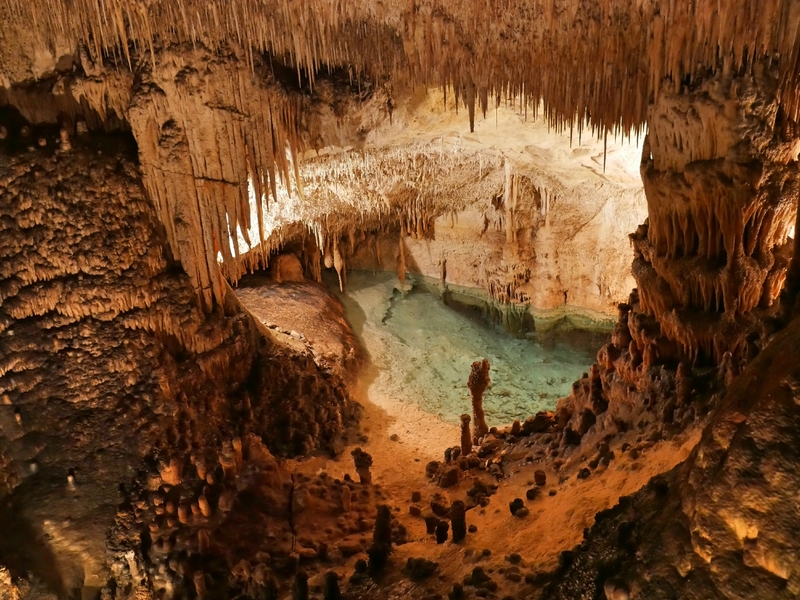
[468,359,490,439]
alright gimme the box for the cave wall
[248,91,646,316]
[341,174,643,315]
[535,62,800,600]
[0,117,356,593]
[546,303,800,600]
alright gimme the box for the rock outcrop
[0,116,356,591]
[633,63,799,366]
[546,312,800,599]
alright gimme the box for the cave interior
[2,1,800,599]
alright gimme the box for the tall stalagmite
[468,359,491,440]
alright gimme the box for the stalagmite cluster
[0,122,357,591]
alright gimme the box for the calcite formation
[2,0,797,319]
[546,315,800,600]
[467,359,491,441]
[1,1,800,600]
[459,414,472,456]
[0,121,356,590]
[633,63,799,365]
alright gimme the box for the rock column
[632,63,800,366]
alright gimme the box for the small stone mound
[406,557,439,581]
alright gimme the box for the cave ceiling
[2,0,800,308]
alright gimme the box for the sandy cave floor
[235,274,701,596]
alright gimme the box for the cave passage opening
[325,269,610,427]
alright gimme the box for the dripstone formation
[1,1,800,599]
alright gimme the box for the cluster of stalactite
[127,48,313,310]
[234,153,566,310]
[2,0,800,315]
[6,0,800,131]
[486,266,534,305]
[217,142,510,283]
[632,64,800,365]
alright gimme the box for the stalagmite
[197,529,210,553]
[451,500,467,542]
[193,571,207,598]
[292,572,309,600]
[342,486,352,512]
[198,495,212,517]
[195,458,207,481]
[468,359,491,440]
[368,505,392,575]
[351,448,373,484]
[323,572,341,600]
[460,414,472,456]
[436,520,449,544]
[59,127,71,152]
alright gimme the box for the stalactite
[332,237,344,292]
[465,81,476,133]
[634,64,800,365]
[7,0,798,314]
[397,234,406,284]
[7,0,800,154]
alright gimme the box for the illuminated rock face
[546,314,800,600]
[249,90,647,317]
[633,66,799,365]
[3,0,800,314]
[128,48,381,309]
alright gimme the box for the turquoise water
[328,271,609,427]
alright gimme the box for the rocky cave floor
[160,275,708,600]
